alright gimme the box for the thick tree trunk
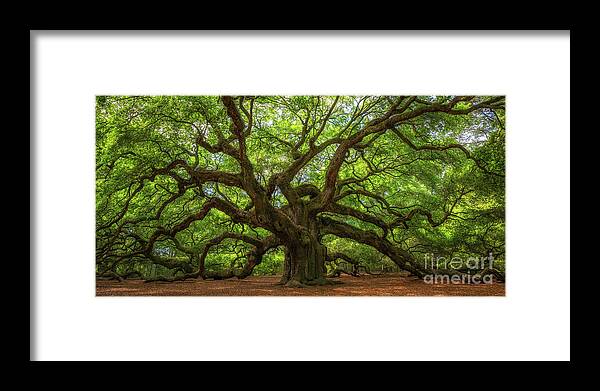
[274,202,341,287]
[279,234,326,286]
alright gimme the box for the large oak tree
[96,96,505,286]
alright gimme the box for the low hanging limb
[325,251,380,277]
[144,234,280,283]
[476,267,505,282]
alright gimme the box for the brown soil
[96,274,505,296]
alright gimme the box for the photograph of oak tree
[96,96,505,296]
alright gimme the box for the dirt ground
[96,274,505,296]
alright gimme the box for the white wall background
[31,31,570,361]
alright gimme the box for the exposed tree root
[283,280,306,288]
[304,277,344,286]
[281,277,343,288]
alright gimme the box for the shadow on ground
[96,274,505,296]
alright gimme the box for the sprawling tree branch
[96,95,505,283]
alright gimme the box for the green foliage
[96,95,505,279]
[253,251,285,276]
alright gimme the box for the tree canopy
[96,95,505,286]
